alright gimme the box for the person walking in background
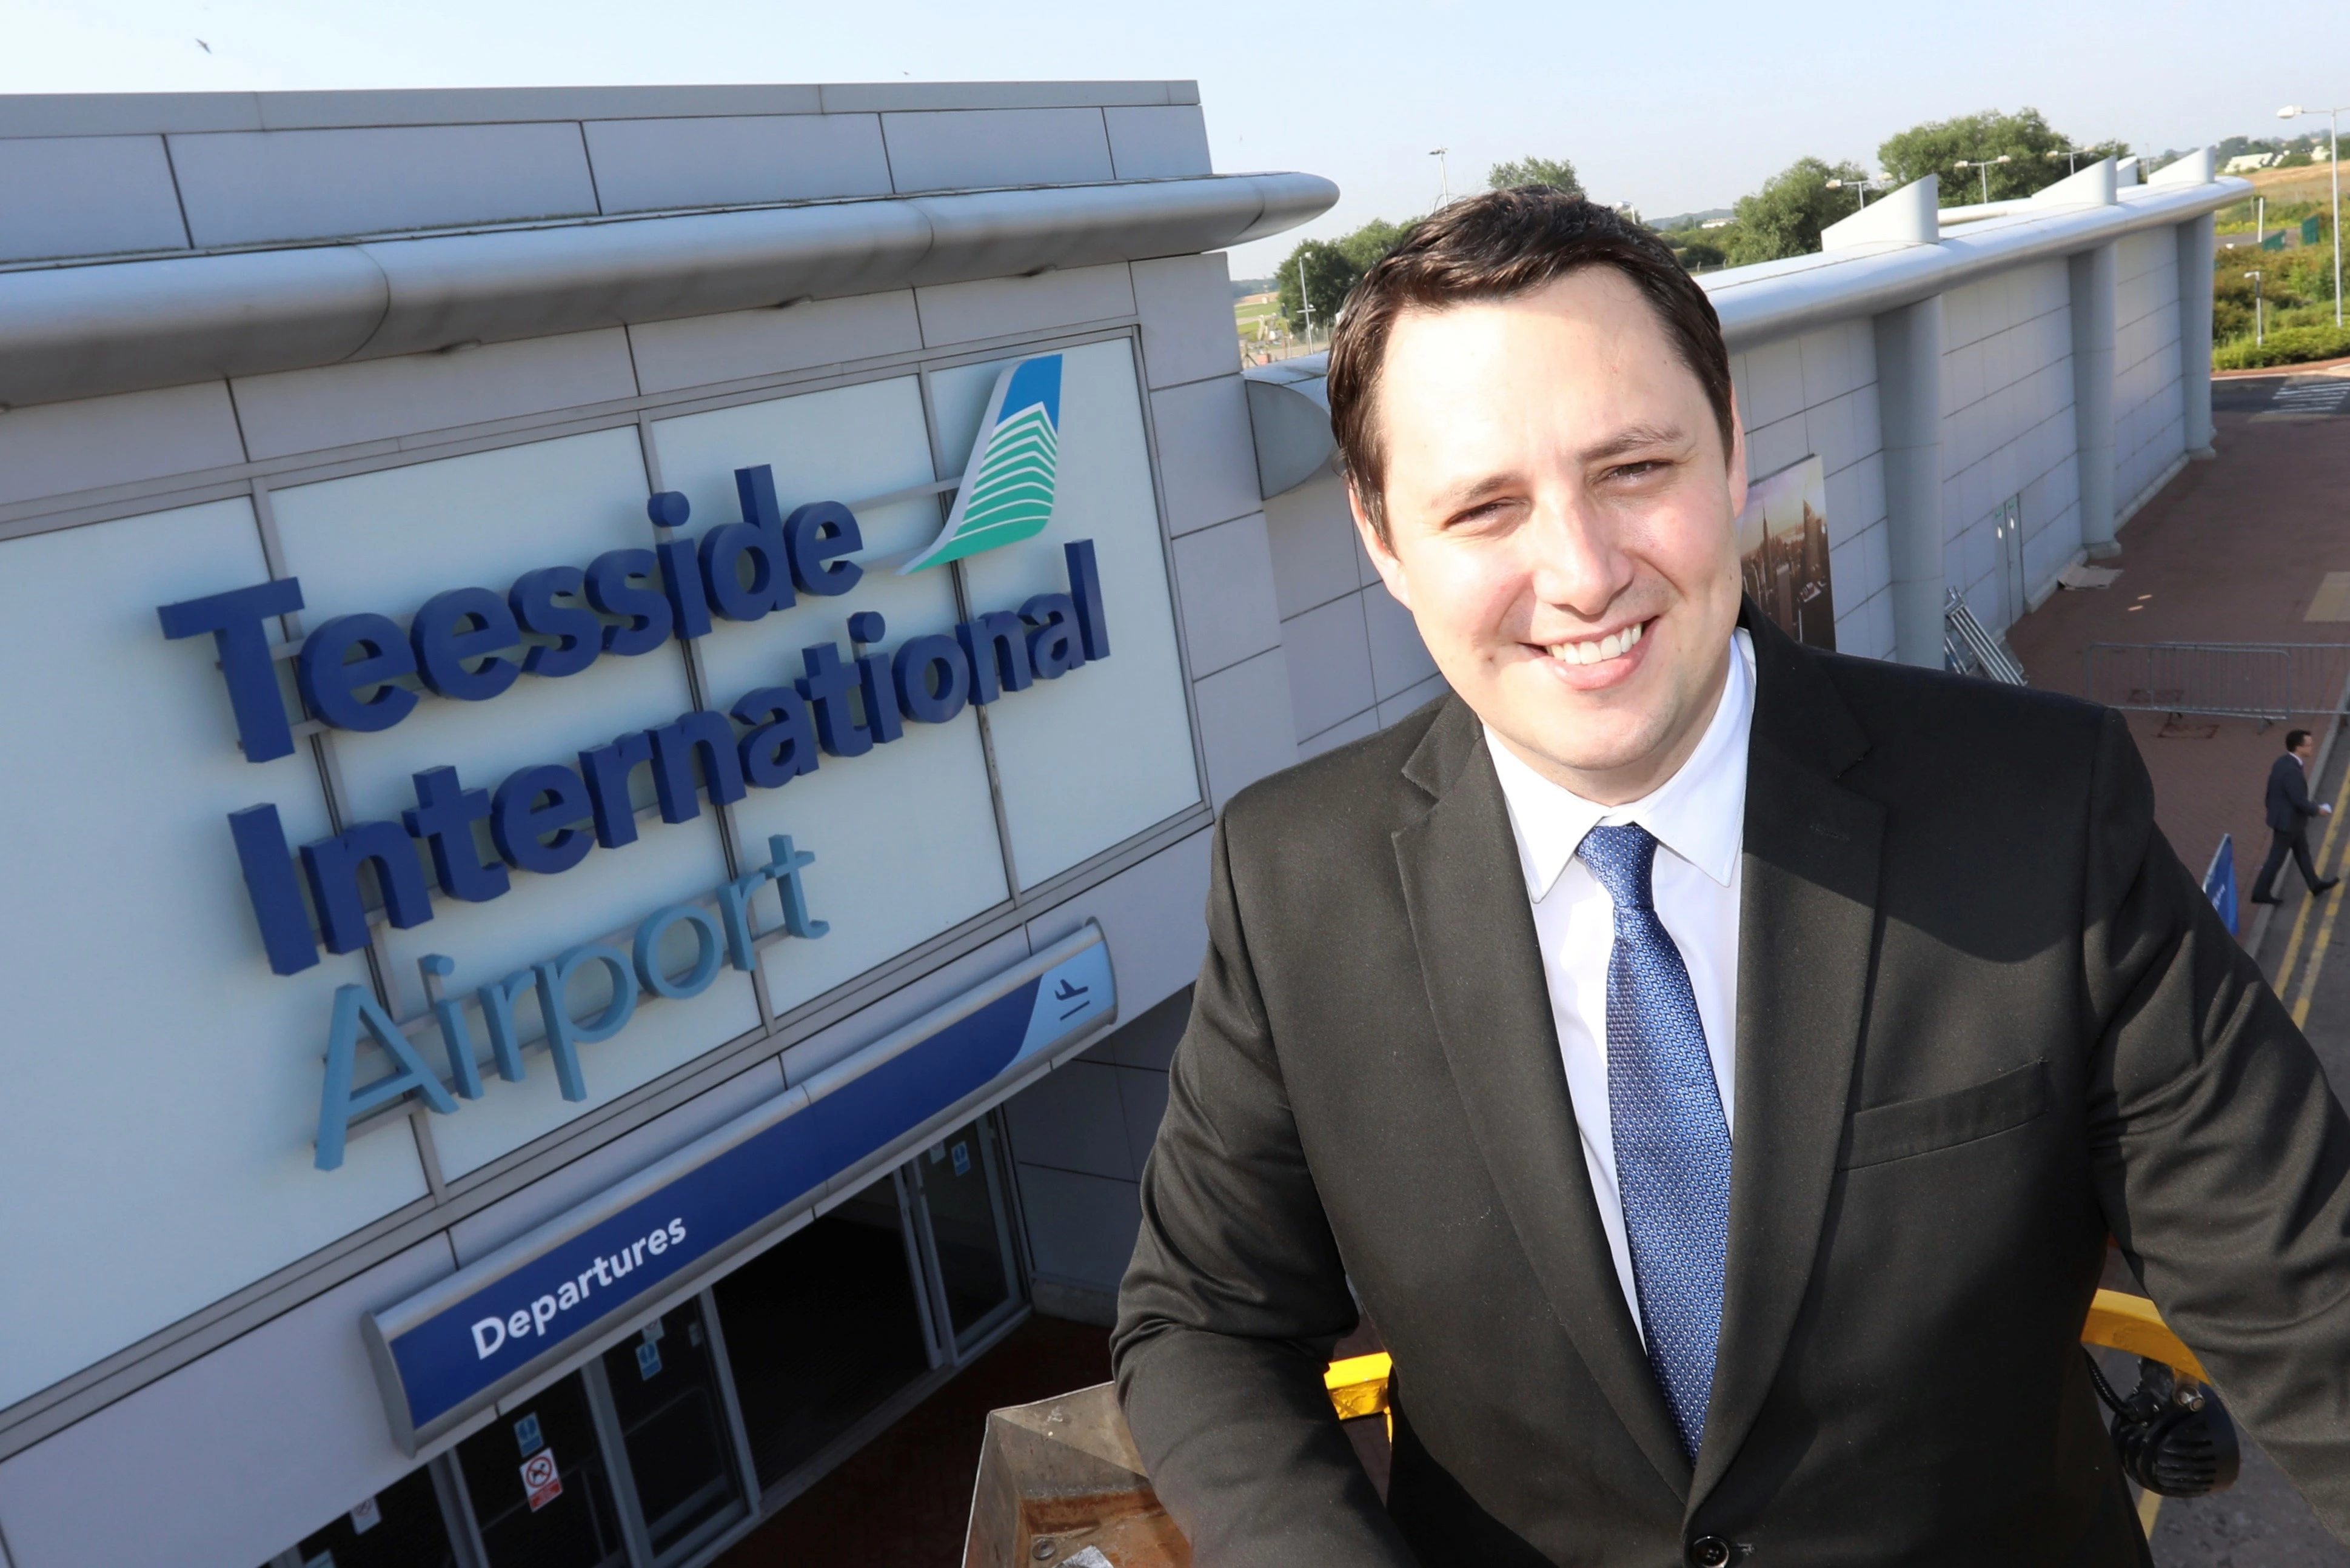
[2252,727,2338,905]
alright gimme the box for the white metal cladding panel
[626,290,925,397]
[1255,464,1438,745]
[1281,593,1378,742]
[880,106,1116,194]
[267,429,764,1181]
[1104,105,1214,181]
[0,498,427,1413]
[943,339,1203,885]
[1193,645,1299,809]
[1936,260,2080,632]
[0,134,187,263]
[1728,322,1887,656]
[914,263,1138,349]
[0,382,248,509]
[1131,253,1242,391]
[230,329,641,462]
[648,374,1011,1015]
[1827,454,1893,658]
[0,1237,456,1568]
[164,122,601,247]
[581,112,895,213]
[1262,467,1360,621]
[1171,512,1282,678]
[2115,229,2186,509]
[1150,374,1262,535]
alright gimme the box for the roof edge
[0,170,1339,409]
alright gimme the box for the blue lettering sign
[315,836,828,1168]
[178,504,1109,977]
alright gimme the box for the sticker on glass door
[521,1451,562,1512]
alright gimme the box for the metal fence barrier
[2084,642,2350,720]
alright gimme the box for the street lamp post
[2044,143,2118,176]
[2246,270,2266,346]
[1430,147,1450,207]
[1826,173,1892,209]
[1953,154,2014,204]
[2278,104,2345,328]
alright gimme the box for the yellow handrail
[1324,1352,1394,1419]
[2081,1288,2206,1382]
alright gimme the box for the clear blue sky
[5,0,2337,275]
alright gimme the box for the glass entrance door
[712,1171,936,1493]
[456,1373,628,1568]
[597,1299,748,1564]
[914,1115,1023,1352]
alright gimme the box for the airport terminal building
[0,81,2240,1568]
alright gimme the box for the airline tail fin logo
[900,354,1062,574]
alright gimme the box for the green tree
[1336,216,1418,273]
[1275,239,1359,335]
[1877,109,2126,206]
[1487,155,1582,194]
[1670,236,1728,272]
[1719,158,1868,264]
[1273,218,1426,333]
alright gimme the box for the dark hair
[2288,728,2314,751]
[1325,187,1735,544]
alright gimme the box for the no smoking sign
[521,1450,563,1512]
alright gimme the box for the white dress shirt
[1484,630,1755,1336]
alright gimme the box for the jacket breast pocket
[1837,1059,2050,1170]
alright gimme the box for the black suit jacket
[1113,608,2350,1566]
[2268,752,2319,834]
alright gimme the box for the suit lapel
[1391,699,1694,1499]
[1689,610,1884,1507]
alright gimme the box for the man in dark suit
[2251,726,2338,904]
[1112,190,2350,1566]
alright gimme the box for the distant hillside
[1232,276,1276,298]
[1650,207,1733,232]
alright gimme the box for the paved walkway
[2009,376,2350,1564]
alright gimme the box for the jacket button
[1689,1537,1732,1568]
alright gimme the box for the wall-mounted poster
[1738,454,1835,649]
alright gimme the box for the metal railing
[2083,642,2350,719]
[1946,589,2029,685]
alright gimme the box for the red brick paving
[2006,406,2350,933]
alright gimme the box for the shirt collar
[1485,628,1755,902]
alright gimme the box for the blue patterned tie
[1576,823,1733,1463]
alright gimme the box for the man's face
[2298,736,2317,763]
[1354,268,1747,805]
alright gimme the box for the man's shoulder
[1219,691,1455,849]
[1773,642,2122,815]
[1802,643,2108,754]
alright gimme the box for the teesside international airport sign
[152,355,1108,1166]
